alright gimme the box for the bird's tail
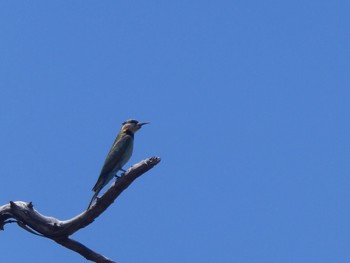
[87,189,100,210]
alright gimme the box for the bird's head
[121,119,149,134]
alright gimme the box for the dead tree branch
[0,156,161,263]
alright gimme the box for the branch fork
[0,157,161,263]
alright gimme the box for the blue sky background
[1,1,349,262]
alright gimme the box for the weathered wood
[0,156,161,263]
[54,237,115,263]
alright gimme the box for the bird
[87,119,149,209]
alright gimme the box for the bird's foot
[116,168,127,178]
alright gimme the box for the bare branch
[0,157,161,262]
[54,237,115,263]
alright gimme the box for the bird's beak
[138,122,150,127]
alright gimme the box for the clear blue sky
[1,1,349,262]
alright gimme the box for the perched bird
[87,119,149,209]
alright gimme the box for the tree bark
[0,156,161,263]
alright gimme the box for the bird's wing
[92,134,133,191]
[102,134,133,174]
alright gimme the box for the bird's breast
[120,139,133,167]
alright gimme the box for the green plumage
[87,119,148,209]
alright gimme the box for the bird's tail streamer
[87,190,100,210]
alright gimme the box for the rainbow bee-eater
[87,119,149,209]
